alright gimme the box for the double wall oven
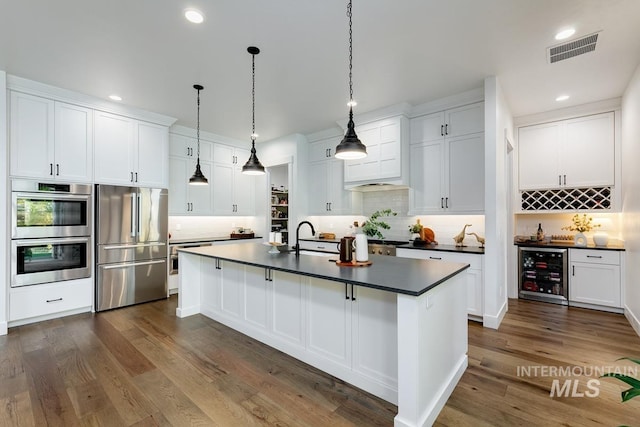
[10,180,92,287]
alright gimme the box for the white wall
[621,63,640,336]
[1,70,8,335]
[483,76,513,329]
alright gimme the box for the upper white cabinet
[409,102,485,214]
[94,111,169,188]
[10,92,93,182]
[343,115,409,186]
[308,136,362,215]
[518,112,615,191]
[168,133,213,215]
[212,143,255,215]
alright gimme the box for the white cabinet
[343,115,409,185]
[308,137,362,215]
[396,248,484,318]
[409,102,484,214]
[306,279,397,389]
[410,133,484,214]
[212,144,255,215]
[518,112,615,190]
[94,111,169,188]
[270,270,306,348]
[10,92,93,182]
[168,134,213,215]
[9,278,93,325]
[220,260,245,318]
[569,249,621,309]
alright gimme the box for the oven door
[12,191,92,238]
[11,237,92,287]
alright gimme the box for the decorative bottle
[536,223,544,241]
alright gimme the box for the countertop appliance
[95,185,168,311]
[518,246,568,305]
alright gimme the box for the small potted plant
[408,219,423,240]
[362,209,397,240]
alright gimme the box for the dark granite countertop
[170,236,262,245]
[179,242,469,297]
[513,241,625,251]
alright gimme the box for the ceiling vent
[548,32,599,64]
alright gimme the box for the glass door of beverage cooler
[519,247,568,305]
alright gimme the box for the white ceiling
[1,0,639,142]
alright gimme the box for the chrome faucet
[294,221,316,257]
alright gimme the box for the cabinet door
[562,112,615,187]
[409,141,445,213]
[189,161,213,214]
[200,258,222,313]
[327,159,356,214]
[169,133,212,161]
[308,161,330,214]
[351,286,397,388]
[212,163,234,215]
[465,268,484,317]
[410,111,445,144]
[244,265,269,331]
[518,122,561,190]
[220,261,244,318]
[306,278,351,367]
[447,133,484,213]
[271,271,306,348]
[137,121,168,188]
[233,148,255,215]
[570,262,621,308]
[309,138,337,162]
[54,102,93,182]
[10,92,54,179]
[213,143,235,165]
[168,156,188,214]
[344,122,380,182]
[445,102,484,138]
[94,111,136,185]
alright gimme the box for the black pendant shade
[242,46,266,176]
[189,84,209,185]
[335,0,367,160]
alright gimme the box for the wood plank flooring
[1,297,640,426]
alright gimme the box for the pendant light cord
[196,87,201,159]
[252,52,256,141]
[347,0,353,105]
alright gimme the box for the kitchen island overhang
[177,243,469,427]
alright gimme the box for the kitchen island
[177,243,470,427]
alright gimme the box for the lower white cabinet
[569,249,621,309]
[195,256,398,401]
[396,248,484,319]
[9,278,93,325]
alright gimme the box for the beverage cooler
[518,247,568,305]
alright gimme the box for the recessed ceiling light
[109,94,122,101]
[184,8,204,24]
[555,28,576,40]
[555,95,570,102]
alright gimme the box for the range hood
[346,182,410,192]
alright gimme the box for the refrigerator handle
[137,193,141,237]
[130,193,137,237]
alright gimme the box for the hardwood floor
[1,297,640,426]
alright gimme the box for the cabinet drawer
[299,240,339,253]
[570,249,619,265]
[10,278,92,321]
[396,248,483,270]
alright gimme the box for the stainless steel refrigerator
[95,185,168,311]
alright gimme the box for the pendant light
[335,0,367,160]
[189,84,209,185]
[242,46,266,175]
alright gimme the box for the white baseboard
[624,305,640,338]
[0,321,7,336]
[483,299,508,330]
[175,305,199,318]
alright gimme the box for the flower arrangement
[408,220,423,234]
[561,214,600,233]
